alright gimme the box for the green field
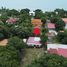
[21,48,45,67]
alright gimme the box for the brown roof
[31,19,41,23]
[0,39,8,46]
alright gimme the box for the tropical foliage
[27,53,67,67]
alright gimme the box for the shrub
[27,54,67,67]
[57,31,67,44]
[8,36,26,52]
[0,33,4,41]
[0,46,20,67]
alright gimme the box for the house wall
[47,44,67,50]
[65,24,67,29]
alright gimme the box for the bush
[0,46,20,67]
[27,54,67,67]
[57,31,67,44]
[0,33,4,41]
[55,20,65,31]
[0,36,27,67]
[8,36,26,52]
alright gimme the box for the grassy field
[21,48,45,67]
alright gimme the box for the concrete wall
[47,44,67,50]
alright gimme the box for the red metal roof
[33,28,40,35]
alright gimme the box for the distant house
[47,44,67,58]
[46,22,57,35]
[46,22,55,30]
[27,37,41,47]
[31,19,42,27]
[29,11,35,16]
[6,17,19,24]
[62,18,67,29]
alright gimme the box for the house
[32,27,40,36]
[27,37,41,47]
[46,22,57,35]
[6,17,19,24]
[47,44,67,58]
[46,22,55,30]
[31,19,42,27]
[62,18,67,29]
[29,11,35,16]
[0,39,8,46]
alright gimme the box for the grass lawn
[21,48,45,67]
[52,37,60,44]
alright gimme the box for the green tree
[34,9,43,19]
[55,20,65,31]
[20,8,30,14]
[54,9,66,17]
[0,46,20,67]
[0,14,8,23]
[0,33,4,41]
[8,36,26,52]
[7,9,19,17]
[40,28,48,47]
[57,31,67,44]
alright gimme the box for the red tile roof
[47,23,55,29]
[62,18,67,24]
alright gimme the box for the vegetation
[57,30,67,44]
[55,19,65,31]
[0,46,20,67]
[8,37,26,52]
[21,48,44,67]
[0,33,4,40]
[27,53,67,67]
[0,36,27,67]
[0,7,67,67]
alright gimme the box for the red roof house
[47,44,67,58]
[62,18,67,24]
[27,37,41,47]
[48,48,58,54]
[6,17,18,24]
[62,18,67,29]
[47,23,55,29]
[31,19,42,27]
[33,27,40,36]
[58,48,67,58]
[48,48,67,58]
